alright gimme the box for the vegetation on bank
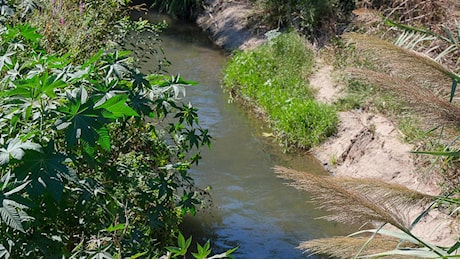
[0,0,226,258]
[249,0,355,42]
[223,31,338,149]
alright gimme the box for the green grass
[223,31,338,149]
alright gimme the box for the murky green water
[129,11,351,258]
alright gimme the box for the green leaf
[57,92,107,147]
[15,146,74,202]
[0,51,14,71]
[411,150,460,157]
[170,232,192,257]
[104,223,125,232]
[95,94,139,118]
[191,240,211,259]
[0,199,25,232]
[17,23,42,42]
[225,246,239,258]
[129,251,148,259]
[0,243,10,259]
[448,240,460,254]
[349,229,420,244]
[0,138,42,165]
[363,248,442,258]
[8,74,66,99]
[97,126,111,151]
[450,78,458,103]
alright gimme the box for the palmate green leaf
[0,173,31,233]
[100,51,131,80]
[57,93,107,147]
[14,146,75,202]
[16,23,42,43]
[0,243,10,259]
[0,199,25,232]
[7,73,67,99]
[95,94,139,118]
[130,70,151,90]
[0,138,41,165]
[0,51,14,71]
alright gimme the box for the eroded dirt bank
[196,0,458,248]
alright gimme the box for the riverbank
[196,0,459,249]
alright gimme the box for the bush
[150,0,203,20]
[0,23,211,258]
[223,31,338,149]
[1,0,144,62]
[251,0,356,41]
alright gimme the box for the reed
[274,165,454,258]
[298,236,415,259]
[274,166,434,231]
[343,32,456,98]
[347,68,460,126]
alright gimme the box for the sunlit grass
[223,31,338,149]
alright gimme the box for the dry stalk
[344,33,455,98]
[274,166,435,232]
[298,235,416,259]
[347,67,460,126]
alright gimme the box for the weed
[223,31,338,149]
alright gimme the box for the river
[129,11,350,259]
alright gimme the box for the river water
[129,11,350,258]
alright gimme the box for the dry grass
[357,0,451,26]
[299,235,417,259]
[346,67,460,126]
[274,166,434,232]
[340,32,460,187]
[344,32,455,98]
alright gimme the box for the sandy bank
[196,0,459,249]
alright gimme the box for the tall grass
[223,31,338,149]
[275,166,457,259]
[16,0,132,61]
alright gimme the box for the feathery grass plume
[274,166,434,232]
[343,32,457,99]
[298,235,416,259]
[338,177,435,208]
[347,68,460,125]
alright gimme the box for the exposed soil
[196,0,266,51]
[196,0,459,249]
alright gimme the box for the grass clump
[223,31,338,149]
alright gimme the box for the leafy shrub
[150,0,203,20]
[223,31,338,149]
[0,23,211,258]
[251,0,355,41]
[1,0,145,62]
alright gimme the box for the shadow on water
[129,11,353,258]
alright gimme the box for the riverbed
[129,11,350,258]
